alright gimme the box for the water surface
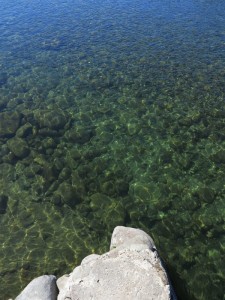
[0,0,225,299]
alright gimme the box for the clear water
[0,0,225,299]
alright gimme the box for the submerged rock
[0,194,8,214]
[211,149,225,164]
[16,122,33,138]
[54,182,82,207]
[64,126,93,144]
[0,72,8,86]
[7,137,30,158]
[34,109,68,130]
[196,187,215,204]
[90,193,126,231]
[129,181,152,203]
[0,98,7,110]
[0,111,21,137]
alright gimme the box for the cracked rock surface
[57,226,177,300]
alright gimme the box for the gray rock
[57,226,177,300]
[15,275,57,300]
[110,226,156,251]
[56,274,70,292]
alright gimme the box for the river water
[0,0,225,299]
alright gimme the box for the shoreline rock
[15,275,57,300]
[14,226,177,300]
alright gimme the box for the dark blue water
[1,0,225,299]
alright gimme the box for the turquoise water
[0,0,225,299]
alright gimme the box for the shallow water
[0,0,225,299]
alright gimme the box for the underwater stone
[7,137,30,158]
[16,122,33,138]
[42,164,58,185]
[100,180,117,196]
[83,148,103,160]
[56,182,82,207]
[103,202,126,232]
[53,157,65,172]
[0,98,7,110]
[90,193,126,231]
[116,180,129,196]
[0,194,8,214]
[211,150,225,164]
[127,122,139,135]
[196,187,215,204]
[46,148,54,155]
[34,109,68,130]
[0,111,21,137]
[0,72,8,86]
[64,126,93,144]
[38,128,59,137]
[68,148,82,160]
[51,193,62,206]
[41,137,56,151]
[96,131,113,144]
[71,172,86,195]
[129,182,152,203]
[7,98,24,110]
[90,193,111,210]
[19,210,35,228]
[0,143,9,157]
[58,167,71,181]
[24,164,42,178]
[0,163,15,181]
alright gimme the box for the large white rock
[57,226,177,300]
[15,275,57,300]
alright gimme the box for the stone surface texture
[15,275,57,300]
[57,226,177,300]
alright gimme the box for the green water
[0,0,225,299]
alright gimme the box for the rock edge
[13,226,177,300]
